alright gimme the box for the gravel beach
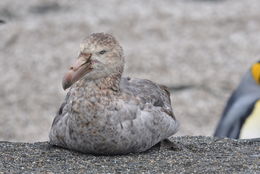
[1,136,260,173]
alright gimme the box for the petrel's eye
[99,50,106,55]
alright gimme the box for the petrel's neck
[94,73,122,91]
[75,73,122,93]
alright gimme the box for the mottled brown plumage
[49,33,179,155]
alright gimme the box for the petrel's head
[62,33,124,90]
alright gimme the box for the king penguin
[214,61,260,139]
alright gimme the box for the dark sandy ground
[0,0,260,142]
[1,136,260,173]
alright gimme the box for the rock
[0,136,260,173]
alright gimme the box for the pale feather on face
[63,33,124,89]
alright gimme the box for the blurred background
[0,0,259,142]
